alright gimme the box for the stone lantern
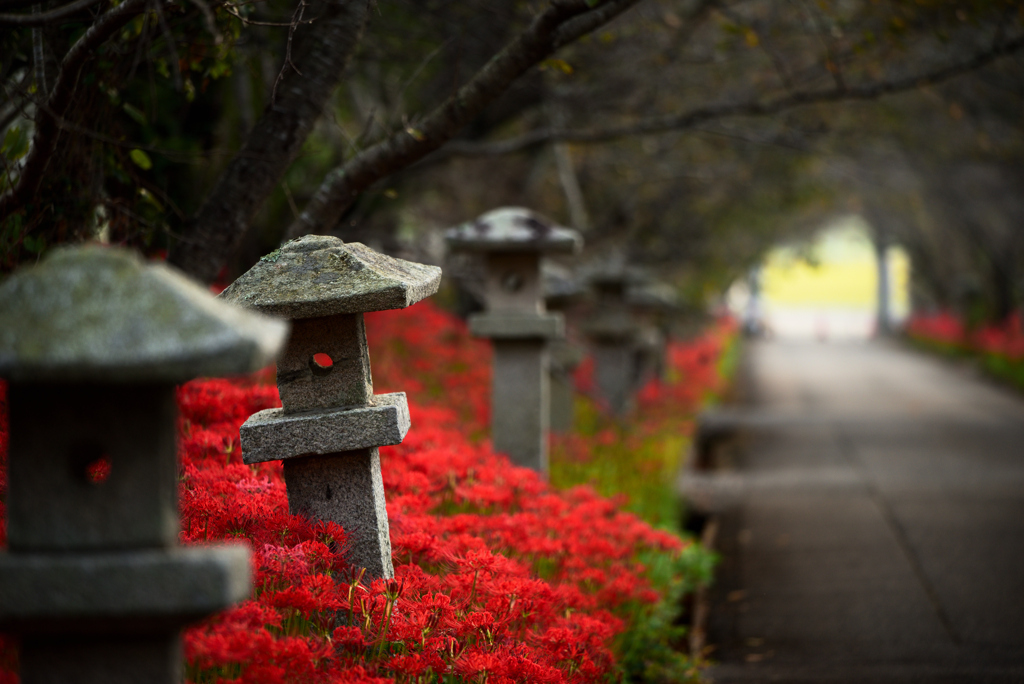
[627,281,679,385]
[446,207,582,473]
[0,246,287,684]
[220,236,441,581]
[543,263,586,433]
[584,264,644,416]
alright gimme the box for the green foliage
[714,334,741,398]
[907,333,1024,393]
[614,546,717,684]
[546,324,738,679]
[981,353,1024,392]
[551,402,686,530]
[1,126,29,170]
[551,325,738,533]
[129,149,154,170]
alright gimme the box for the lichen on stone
[0,245,289,382]
[219,236,442,319]
[260,249,282,263]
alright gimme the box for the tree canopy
[1,0,1022,319]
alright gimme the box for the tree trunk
[875,238,891,336]
[989,256,1015,324]
[167,0,371,282]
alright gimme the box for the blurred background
[2,0,1023,331]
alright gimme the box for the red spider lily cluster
[907,311,1024,360]
[0,301,729,684]
[905,311,966,349]
[907,310,1024,389]
[907,311,1024,362]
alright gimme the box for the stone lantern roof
[445,207,582,254]
[586,262,649,289]
[0,245,288,383]
[220,236,441,318]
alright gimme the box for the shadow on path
[689,340,1024,683]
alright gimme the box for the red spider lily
[908,311,1024,362]
[0,301,727,683]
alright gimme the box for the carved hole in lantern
[310,353,334,377]
[69,442,113,485]
[501,271,524,293]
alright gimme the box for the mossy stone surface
[219,236,441,319]
[0,246,288,383]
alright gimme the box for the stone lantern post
[584,265,643,416]
[445,207,582,473]
[0,246,287,684]
[628,281,678,385]
[220,236,441,581]
[543,263,586,433]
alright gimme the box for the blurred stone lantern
[627,281,679,386]
[0,246,287,684]
[446,207,582,473]
[584,264,645,416]
[543,262,586,433]
[220,235,441,580]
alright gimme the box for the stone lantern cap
[445,207,582,254]
[220,236,440,319]
[586,263,649,289]
[0,245,288,383]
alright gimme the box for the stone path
[699,340,1024,683]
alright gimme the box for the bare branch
[271,0,310,103]
[284,0,644,241]
[31,7,46,94]
[188,0,220,42]
[222,4,312,27]
[440,34,1024,157]
[152,0,183,91]
[0,0,106,26]
[167,0,373,281]
[550,0,649,49]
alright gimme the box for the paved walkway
[697,340,1024,683]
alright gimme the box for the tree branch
[282,0,644,242]
[167,0,373,281]
[550,0,650,49]
[0,0,105,25]
[440,33,1024,157]
[0,0,155,217]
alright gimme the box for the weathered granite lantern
[584,264,644,416]
[445,208,582,473]
[543,262,586,434]
[220,235,441,581]
[0,246,287,684]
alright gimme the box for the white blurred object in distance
[726,271,767,338]
[762,307,877,341]
[726,217,911,342]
